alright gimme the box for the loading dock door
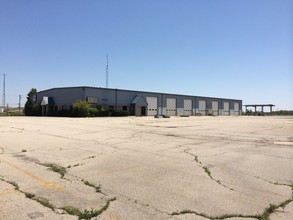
[212,101,219,116]
[166,98,176,116]
[199,100,206,115]
[224,102,230,115]
[184,99,192,115]
[146,97,158,116]
[234,103,239,115]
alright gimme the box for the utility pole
[106,54,109,88]
[2,74,5,110]
[19,95,22,112]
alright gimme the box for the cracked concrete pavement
[0,116,292,219]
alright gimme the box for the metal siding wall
[85,88,116,106]
[37,88,85,108]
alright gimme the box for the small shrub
[72,100,91,117]
[95,109,110,117]
[89,108,99,117]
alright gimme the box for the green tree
[73,100,91,117]
[24,88,41,116]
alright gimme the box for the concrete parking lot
[0,116,292,220]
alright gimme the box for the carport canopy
[243,104,275,113]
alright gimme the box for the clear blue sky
[1,0,292,110]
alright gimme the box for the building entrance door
[141,106,146,116]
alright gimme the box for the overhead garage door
[146,97,158,116]
[184,99,192,116]
[199,100,206,115]
[166,98,176,116]
[234,103,239,115]
[212,101,219,116]
[223,102,230,115]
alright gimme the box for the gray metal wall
[36,87,85,110]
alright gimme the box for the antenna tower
[106,54,109,88]
[2,74,5,109]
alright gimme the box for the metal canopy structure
[243,104,275,114]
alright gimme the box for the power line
[19,95,22,111]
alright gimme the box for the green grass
[0,111,24,117]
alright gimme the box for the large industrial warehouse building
[35,86,242,116]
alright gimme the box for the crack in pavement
[0,157,63,190]
[183,148,234,191]
[170,197,293,220]
[176,148,293,220]
[0,176,118,220]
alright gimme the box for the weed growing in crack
[0,178,20,191]
[62,197,116,219]
[261,203,277,220]
[62,206,81,216]
[8,181,19,190]
[203,166,211,177]
[171,198,293,220]
[42,163,66,178]
[82,180,102,193]
[24,192,35,199]
[34,197,55,211]
[171,210,259,219]
[79,208,102,219]
[279,199,292,209]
